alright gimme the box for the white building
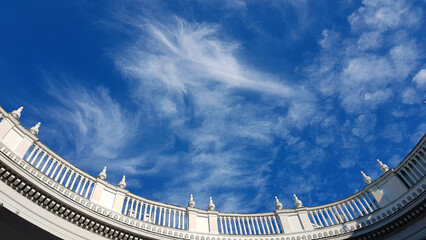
[0,106,425,239]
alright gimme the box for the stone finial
[118,175,126,189]
[208,197,216,211]
[361,171,372,184]
[98,166,107,180]
[294,194,303,208]
[275,196,283,210]
[188,194,196,208]
[377,159,389,173]
[11,106,23,120]
[29,122,41,136]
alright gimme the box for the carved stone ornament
[98,166,107,180]
[275,196,283,210]
[11,106,23,120]
[377,159,390,173]
[30,122,41,136]
[208,197,215,211]
[118,175,126,189]
[294,194,303,208]
[361,171,372,184]
[187,194,196,208]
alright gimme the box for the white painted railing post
[368,170,407,207]
[0,107,38,158]
[90,168,129,213]
[186,195,218,233]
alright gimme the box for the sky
[0,0,425,213]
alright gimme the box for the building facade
[0,106,425,239]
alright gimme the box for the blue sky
[0,0,425,213]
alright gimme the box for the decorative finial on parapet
[98,166,107,180]
[188,194,196,208]
[208,197,216,211]
[377,159,389,173]
[294,194,303,208]
[29,122,41,136]
[361,171,372,184]
[275,196,283,210]
[11,106,23,119]
[118,175,126,189]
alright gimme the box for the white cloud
[41,75,137,171]
[413,69,426,88]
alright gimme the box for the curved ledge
[0,105,425,240]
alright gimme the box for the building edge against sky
[0,105,425,239]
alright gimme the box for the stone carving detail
[118,175,126,189]
[30,122,41,136]
[11,106,23,119]
[208,197,215,211]
[98,166,107,180]
[275,196,283,210]
[188,194,196,208]
[377,159,389,173]
[294,194,303,208]
[361,171,372,184]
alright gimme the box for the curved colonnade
[0,105,424,240]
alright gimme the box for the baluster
[241,217,247,235]
[343,203,354,220]
[310,211,319,228]
[332,206,343,223]
[168,209,171,227]
[78,178,87,195]
[361,195,374,213]
[30,148,42,164]
[173,209,176,228]
[177,210,181,228]
[237,217,242,234]
[219,217,224,233]
[347,201,358,218]
[351,199,363,216]
[232,217,237,234]
[49,162,60,178]
[260,217,266,234]
[40,156,52,172]
[268,216,275,234]
[124,197,130,216]
[65,170,74,188]
[329,207,340,224]
[84,181,92,198]
[337,205,348,222]
[404,167,416,185]
[54,164,65,181]
[365,194,378,210]
[414,156,426,172]
[25,145,38,162]
[163,208,167,226]
[69,173,79,190]
[263,216,270,234]
[315,210,324,227]
[45,159,57,176]
[59,167,69,184]
[129,198,135,216]
[356,197,368,214]
[228,217,233,234]
[153,206,158,224]
[255,217,261,234]
[273,215,279,233]
[224,217,229,234]
[138,202,144,220]
[143,203,149,221]
[247,217,252,234]
[324,209,333,226]
[157,207,162,225]
[35,152,47,168]
[410,161,424,177]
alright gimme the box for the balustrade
[122,194,187,230]
[0,106,425,239]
